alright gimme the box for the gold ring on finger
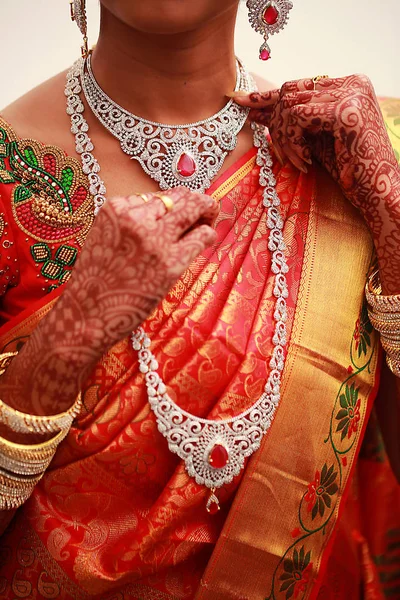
[128,193,149,204]
[154,193,174,213]
[312,75,329,91]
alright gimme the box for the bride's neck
[91,7,238,124]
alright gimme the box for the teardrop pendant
[206,488,221,515]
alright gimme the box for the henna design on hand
[234,76,400,294]
[0,187,219,426]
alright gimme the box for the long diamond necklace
[81,54,253,193]
[65,58,289,514]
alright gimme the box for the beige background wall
[0,0,398,108]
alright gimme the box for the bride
[0,1,399,598]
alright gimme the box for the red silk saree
[0,105,398,599]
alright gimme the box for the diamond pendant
[141,136,209,191]
[206,488,221,515]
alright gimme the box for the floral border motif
[265,299,377,599]
[279,547,313,600]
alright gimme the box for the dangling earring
[246,0,293,61]
[69,0,89,58]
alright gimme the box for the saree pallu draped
[0,113,398,600]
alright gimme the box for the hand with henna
[233,75,400,294]
[0,187,218,428]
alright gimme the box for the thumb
[226,89,280,109]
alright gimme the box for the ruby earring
[247,0,293,61]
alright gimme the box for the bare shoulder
[1,70,72,148]
[251,73,276,92]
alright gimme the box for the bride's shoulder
[1,70,70,145]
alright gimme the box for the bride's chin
[99,0,239,35]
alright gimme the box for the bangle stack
[0,352,81,510]
[366,269,400,377]
[0,395,82,434]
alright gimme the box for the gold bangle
[368,310,400,330]
[0,427,68,463]
[381,331,400,343]
[0,393,82,435]
[387,355,400,378]
[366,269,400,313]
[0,349,82,435]
[0,450,53,476]
[370,314,400,338]
[0,468,43,490]
[381,344,400,362]
[0,488,33,510]
[0,352,18,376]
[380,336,400,351]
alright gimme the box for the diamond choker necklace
[80,54,255,193]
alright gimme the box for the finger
[163,188,219,230]
[280,89,339,108]
[281,119,312,173]
[270,143,286,167]
[286,125,313,165]
[229,89,280,109]
[278,124,311,173]
[243,90,335,134]
[108,192,165,220]
[126,187,217,226]
[267,93,337,169]
[286,104,340,176]
[307,132,338,179]
[173,224,217,274]
[127,193,151,208]
[148,188,219,238]
[280,78,323,95]
[248,108,274,128]
[289,102,337,134]
[279,96,334,171]
[280,77,343,95]
[280,75,370,97]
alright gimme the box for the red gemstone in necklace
[260,49,271,61]
[263,4,279,25]
[207,499,220,515]
[208,444,229,469]
[177,153,197,177]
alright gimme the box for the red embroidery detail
[43,153,57,176]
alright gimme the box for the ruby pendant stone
[208,444,229,469]
[207,500,220,515]
[260,49,271,61]
[263,4,279,25]
[177,153,196,178]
